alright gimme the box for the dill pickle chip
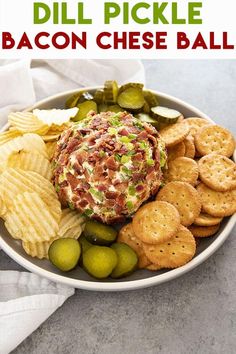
[142,100,151,114]
[119,83,144,94]
[49,238,81,272]
[84,220,117,245]
[151,106,181,124]
[65,92,82,108]
[136,113,160,128]
[73,101,97,121]
[83,246,118,279]
[79,234,93,254]
[104,80,119,104]
[144,90,159,107]
[94,89,105,104]
[117,88,145,110]
[110,243,138,279]
[98,103,109,113]
[107,105,124,113]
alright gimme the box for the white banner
[0,0,236,59]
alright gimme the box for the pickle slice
[117,88,145,110]
[119,83,144,94]
[136,113,160,129]
[94,89,105,104]
[98,103,109,113]
[65,92,82,109]
[84,220,117,246]
[107,105,124,113]
[151,106,181,124]
[110,243,138,278]
[144,90,159,107]
[73,101,97,121]
[83,246,118,279]
[142,100,151,114]
[104,80,119,104]
[49,238,81,272]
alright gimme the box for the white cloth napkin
[0,59,145,353]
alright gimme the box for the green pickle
[119,82,144,94]
[136,113,160,129]
[94,89,105,104]
[111,243,138,278]
[144,90,159,107]
[73,101,97,121]
[106,105,124,113]
[84,220,117,245]
[117,87,145,110]
[65,92,82,108]
[79,234,93,254]
[151,106,181,124]
[104,80,119,104]
[48,238,81,272]
[83,246,118,279]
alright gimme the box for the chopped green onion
[120,136,130,143]
[68,202,75,210]
[55,184,60,193]
[121,155,131,164]
[126,201,134,210]
[108,127,117,135]
[128,134,136,140]
[147,159,155,166]
[84,209,93,216]
[128,186,136,196]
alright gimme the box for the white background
[0,0,236,58]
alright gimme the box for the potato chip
[0,168,61,222]
[0,128,22,146]
[7,151,52,180]
[0,195,7,217]
[22,240,54,259]
[42,132,61,142]
[8,112,49,135]
[33,108,78,127]
[5,192,59,242]
[0,133,48,161]
[58,208,85,239]
[46,141,57,160]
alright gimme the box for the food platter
[0,87,235,291]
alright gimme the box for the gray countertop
[1,60,235,354]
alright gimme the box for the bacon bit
[66,173,78,190]
[148,134,158,147]
[97,184,107,192]
[83,192,95,206]
[60,180,68,188]
[136,185,144,192]
[132,152,143,161]
[73,161,83,174]
[58,189,69,207]
[81,182,90,190]
[78,199,89,208]
[106,156,119,170]
[133,173,145,183]
[84,169,91,181]
[106,199,116,207]
[119,128,129,136]
[105,191,119,199]
[75,150,88,164]
[108,169,116,179]
[146,170,156,183]
[138,131,148,140]
[115,182,128,193]
[66,138,80,153]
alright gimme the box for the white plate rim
[0,88,235,291]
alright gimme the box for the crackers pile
[118,117,235,270]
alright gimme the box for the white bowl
[0,88,235,291]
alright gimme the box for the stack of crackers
[118,118,236,270]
